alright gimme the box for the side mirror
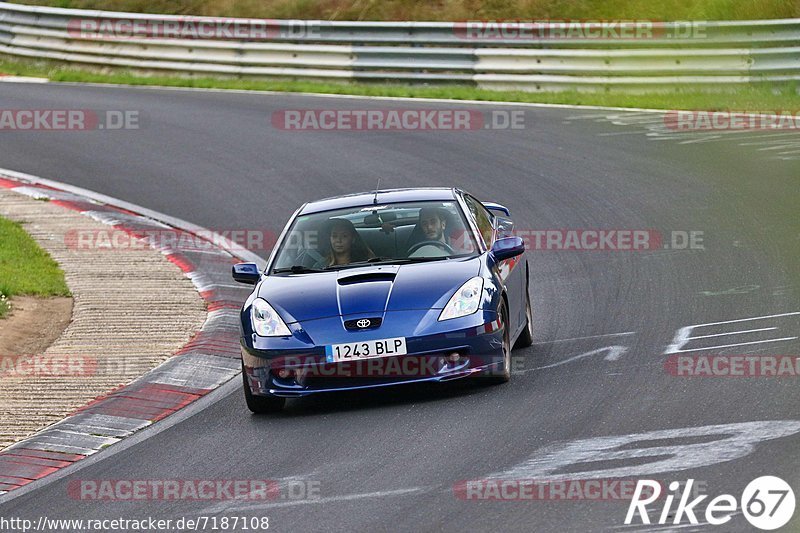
[490,237,525,262]
[482,202,510,217]
[232,262,261,285]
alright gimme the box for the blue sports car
[233,188,532,413]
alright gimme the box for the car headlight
[439,277,484,321]
[251,298,291,337]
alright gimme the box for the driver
[404,206,453,256]
[418,207,448,244]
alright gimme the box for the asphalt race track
[0,82,799,532]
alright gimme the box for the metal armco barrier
[0,2,798,91]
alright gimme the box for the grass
[1,56,798,111]
[0,215,70,318]
[12,0,800,21]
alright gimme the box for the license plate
[325,337,407,363]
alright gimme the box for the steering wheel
[407,240,455,256]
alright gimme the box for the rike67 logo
[626,476,795,530]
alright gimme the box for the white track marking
[208,487,430,513]
[611,517,740,532]
[535,332,635,344]
[689,311,800,328]
[689,327,777,340]
[699,285,759,296]
[568,110,800,160]
[671,337,797,353]
[518,345,628,373]
[490,421,800,483]
[0,76,48,83]
[665,312,800,354]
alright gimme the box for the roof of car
[299,187,459,215]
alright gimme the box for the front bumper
[241,310,504,398]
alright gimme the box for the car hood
[258,257,481,323]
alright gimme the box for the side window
[463,195,494,248]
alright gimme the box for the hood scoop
[336,269,396,316]
[337,272,397,285]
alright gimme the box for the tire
[242,362,286,414]
[514,286,534,349]
[486,303,511,384]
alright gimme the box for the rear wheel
[242,362,286,414]
[514,285,534,349]
[486,303,511,384]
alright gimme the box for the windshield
[270,200,479,273]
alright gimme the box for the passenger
[324,218,374,266]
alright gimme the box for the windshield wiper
[346,256,452,267]
[272,265,326,274]
[346,256,419,267]
[277,256,458,273]
[401,256,452,263]
[362,256,399,263]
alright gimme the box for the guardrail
[0,2,798,90]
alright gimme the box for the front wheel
[242,362,286,414]
[514,287,533,349]
[485,303,511,385]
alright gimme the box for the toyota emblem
[356,319,371,328]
